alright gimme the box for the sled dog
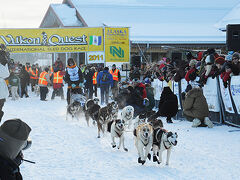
[121,105,134,129]
[152,128,178,165]
[107,119,128,151]
[97,106,112,138]
[134,123,153,165]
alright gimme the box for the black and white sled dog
[66,101,82,120]
[107,101,119,121]
[96,106,112,138]
[134,123,153,165]
[152,128,178,165]
[84,98,100,126]
[107,119,128,151]
[133,112,148,129]
[121,105,134,129]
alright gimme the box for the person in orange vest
[92,67,98,97]
[51,65,65,100]
[38,67,51,101]
[29,64,39,92]
[110,64,121,100]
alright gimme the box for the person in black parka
[156,86,178,123]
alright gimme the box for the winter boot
[204,117,213,128]
[0,111,4,123]
[166,117,173,123]
[192,118,201,127]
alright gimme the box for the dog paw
[166,163,169,166]
[138,157,142,164]
[124,148,128,152]
[141,160,146,165]
[147,153,151,160]
[112,145,116,148]
[97,135,100,138]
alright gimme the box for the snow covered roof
[215,3,240,31]
[50,4,83,27]
[43,0,240,43]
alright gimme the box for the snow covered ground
[2,88,240,180]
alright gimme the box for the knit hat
[232,52,240,60]
[189,59,197,66]
[215,57,225,65]
[0,119,31,159]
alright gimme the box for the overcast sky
[0,0,62,28]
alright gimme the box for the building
[40,0,239,65]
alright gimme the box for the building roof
[215,3,240,31]
[41,0,240,43]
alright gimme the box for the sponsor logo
[110,46,124,58]
[0,32,87,46]
[107,29,127,36]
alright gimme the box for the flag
[89,36,102,45]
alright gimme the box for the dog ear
[167,132,173,138]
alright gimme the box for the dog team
[66,94,178,166]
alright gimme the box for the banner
[87,51,105,64]
[0,28,104,53]
[219,79,234,113]
[104,27,130,63]
[230,76,240,114]
[202,78,220,112]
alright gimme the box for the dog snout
[173,141,177,146]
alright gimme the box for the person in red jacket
[185,59,198,82]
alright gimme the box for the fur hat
[0,119,31,159]
[215,57,225,65]
[189,59,197,66]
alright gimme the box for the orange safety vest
[30,68,38,79]
[110,69,119,81]
[53,71,63,84]
[25,66,30,73]
[38,72,48,86]
[92,72,98,85]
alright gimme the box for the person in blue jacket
[97,67,113,105]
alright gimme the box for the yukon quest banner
[105,27,129,62]
[0,28,104,53]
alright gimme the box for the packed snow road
[3,92,240,180]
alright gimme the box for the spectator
[110,64,121,100]
[185,59,198,82]
[156,86,178,123]
[0,51,10,122]
[51,66,65,100]
[38,67,52,101]
[8,72,20,101]
[97,67,113,105]
[151,72,163,110]
[0,119,31,180]
[182,87,213,128]
[19,65,30,98]
[84,66,95,99]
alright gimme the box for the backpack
[101,72,109,82]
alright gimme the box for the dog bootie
[192,118,201,127]
[204,117,213,128]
